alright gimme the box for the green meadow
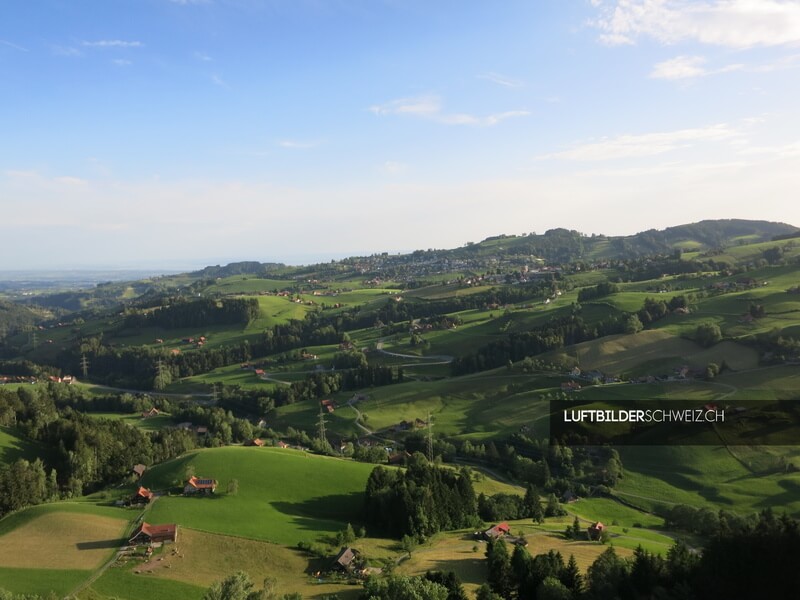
[142,447,377,545]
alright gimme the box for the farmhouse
[483,522,511,540]
[141,407,160,419]
[561,490,578,504]
[332,546,358,572]
[587,521,605,541]
[131,486,154,505]
[128,522,178,545]
[246,438,265,447]
[561,381,581,392]
[131,464,147,479]
[321,399,335,413]
[184,476,217,495]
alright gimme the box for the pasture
[142,447,377,545]
[131,528,362,599]
[0,567,89,597]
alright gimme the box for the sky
[1,0,800,269]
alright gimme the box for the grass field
[272,369,560,440]
[85,412,175,431]
[615,444,800,517]
[83,567,206,600]
[143,447,378,545]
[0,567,90,597]
[558,330,759,376]
[0,508,129,570]
[129,527,362,599]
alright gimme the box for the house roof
[186,476,216,489]
[485,522,511,537]
[132,464,147,477]
[130,522,177,542]
[135,486,154,499]
[334,546,356,567]
[589,521,605,530]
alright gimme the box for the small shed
[588,521,605,541]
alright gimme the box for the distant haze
[2,1,800,269]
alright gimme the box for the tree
[337,523,356,546]
[545,493,565,517]
[624,314,644,334]
[569,516,582,540]
[536,576,572,600]
[203,571,261,600]
[695,323,722,347]
[475,584,504,600]
[486,539,513,598]
[586,547,629,599]
[560,554,583,594]
[363,575,449,600]
[523,485,544,523]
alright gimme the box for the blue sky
[2,0,800,269]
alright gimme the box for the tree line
[123,297,259,329]
[481,508,800,600]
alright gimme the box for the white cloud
[82,40,143,48]
[540,123,737,160]
[112,59,132,67]
[54,176,88,186]
[381,161,408,175]
[737,140,800,158]
[370,95,529,126]
[650,54,743,79]
[0,39,28,52]
[211,74,228,87]
[477,72,524,88]
[278,139,322,149]
[594,0,800,48]
[52,45,82,57]
[195,52,213,61]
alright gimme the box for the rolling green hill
[142,447,377,545]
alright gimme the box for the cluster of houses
[475,522,528,547]
[1,374,75,385]
[389,418,429,432]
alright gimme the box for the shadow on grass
[77,537,125,550]
[272,492,365,521]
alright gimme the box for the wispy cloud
[381,160,408,175]
[650,55,743,80]
[52,45,82,57]
[540,124,737,161]
[0,39,28,52]
[195,51,213,62]
[477,72,524,88]
[211,73,228,87]
[370,95,529,127]
[277,139,322,149]
[593,0,800,48]
[170,0,211,4]
[112,59,132,67]
[737,140,800,159]
[82,40,143,48]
